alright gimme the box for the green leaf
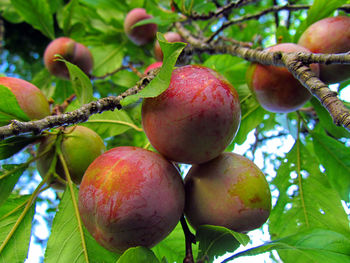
[111,70,139,88]
[91,44,125,77]
[226,228,350,263]
[0,136,39,160]
[81,110,138,138]
[0,85,30,125]
[0,195,35,263]
[10,0,55,39]
[269,142,350,262]
[231,85,267,145]
[0,164,28,206]
[59,58,94,106]
[45,187,119,263]
[311,98,350,138]
[312,132,350,202]
[121,33,186,106]
[60,0,78,36]
[275,26,292,44]
[152,222,193,263]
[196,225,249,262]
[0,0,23,23]
[117,247,160,263]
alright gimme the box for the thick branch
[176,22,350,131]
[0,75,153,139]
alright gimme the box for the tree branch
[206,4,350,42]
[176,22,350,131]
[0,74,154,139]
[188,0,259,20]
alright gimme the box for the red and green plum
[44,37,93,79]
[37,125,105,188]
[298,16,350,84]
[184,152,271,233]
[124,8,158,46]
[142,65,241,164]
[0,76,50,120]
[78,146,185,253]
[247,43,319,113]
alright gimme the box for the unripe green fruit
[36,126,105,188]
[0,77,50,120]
[184,152,271,233]
[298,16,350,84]
[142,65,241,164]
[124,8,158,46]
[43,37,93,79]
[247,43,319,113]
[78,146,185,253]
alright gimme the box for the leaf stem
[57,143,89,263]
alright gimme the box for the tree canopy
[0,0,349,263]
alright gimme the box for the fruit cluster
[3,8,347,257]
[78,61,271,253]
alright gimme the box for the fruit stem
[0,172,50,254]
[57,143,89,263]
[180,215,196,263]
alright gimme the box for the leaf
[203,54,248,86]
[269,142,350,262]
[311,98,350,138]
[60,0,78,35]
[111,70,139,88]
[10,0,55,39]
[152,222,192,263]
[117,247,160,263]
[0,164,28,206]
[195,225,249,262]
[0,195,35,263]
[0,85,30,125]
[226,228,350,263]
[59,58,94,106]
[121,33,186,106]
[45,187,119,263]
[231,85,267,145]
[0,135,39,160]
[91,44,125,77]
[312,132,350,202]
[81,110,138,138]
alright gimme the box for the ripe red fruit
[0,77,50,120]
[43,37,93,80]
[184,152,271,233]
[154,32,184,61]
[142,65,241,164]
[144,61,163,75]
[247,43,319,113]
[37,125,105,188]
[124,8,158,46]
[78,146,185,253]
[298,16,350,84]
